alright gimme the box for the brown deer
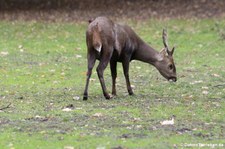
[83,17,177,100]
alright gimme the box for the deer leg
[97,51,113,99]
[83,52,96,100]
[110,60,117,96]
[122,60,134,95]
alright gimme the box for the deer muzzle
[168,77,177,82]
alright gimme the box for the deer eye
[168,64,173,70]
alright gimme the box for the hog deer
[83,17,177,100]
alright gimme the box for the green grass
[0,18,225,149]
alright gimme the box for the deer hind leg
[110,59,117,96]
[122,60,134,95]
[83,50,96,100]
[96,48,113,99]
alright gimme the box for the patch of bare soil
[0,0,225,22]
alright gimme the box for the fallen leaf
[35,115,42,118]
[49,69,56,72]
[96,146,106,149]
[75,54,82,58]
[18,45,23,49]
[53,81,59,84]
[136,125,142,128]
[75,47,81,50]
[152,126,157,130]
[190,80,203,85]
[18,45,25,52]
[202,86,209,89]
[73,96,80,100]
[0,51,9,56]
[64,146,74,149]
[160,115,175,125]
[40,130,46,134]
[133,117,141,122]
[198,44,203,48]
[202,90,209,95]
[90,78,96,82]
[212,73,220,77]
[62,108,73,112]
[92,113,103,118]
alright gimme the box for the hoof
[83,95,88,100]
[129,91,134,95]
[105,94,113,100]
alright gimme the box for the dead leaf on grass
[62,104,74,112]
[0,51,9,56]
[202,90,209,95]
[212,73,220,77]
[136,125,142,129]
[92,113,103,118]
[190,80,203,85]
[75,47,81,51]
[18,45,25,52]
[96,146,106,149]
[73,96,80,100]
[182,94,193,99]
[202,86,209,89]
[64,146,74,149]
[90,78,96,82]
[62,108,72,112]
[160,115,175,125]
[75,54,82,58]
[132,117,141,122]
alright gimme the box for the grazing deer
[83,17,177,100]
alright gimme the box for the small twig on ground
[213,84,225,88]
[0,103,11,110]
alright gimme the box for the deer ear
[169,46,175,56]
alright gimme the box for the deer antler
[162,29,169,50]
[162,28,175,56]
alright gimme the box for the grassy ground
[0,18,225,149]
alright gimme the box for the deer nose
[169,77,177,82]
[173,77,177,82]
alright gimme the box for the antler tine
[162,29,169,49]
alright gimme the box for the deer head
[155,29,177,82]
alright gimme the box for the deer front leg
[110,60,117,96]
[122,60,134,95]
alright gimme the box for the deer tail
[92,23,102,53]
[93,42,102,53]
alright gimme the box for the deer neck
[134,41,160,66]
